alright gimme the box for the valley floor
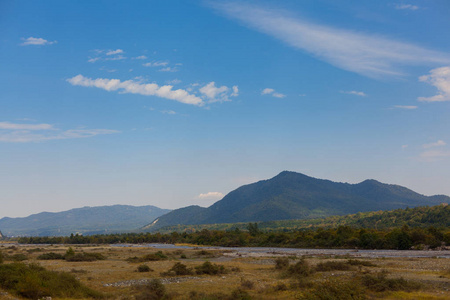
[0,243,449,299]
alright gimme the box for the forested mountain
[0,205,170,237]
[144,171,449,231]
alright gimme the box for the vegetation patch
[137,264,153,272]
[283,257,314,278]
[361,271,422,292]
[127,250,168,262]
[161,262,194,276]
[0,262,103,299]
[299,278,366,300]
[315,260,352,272]
[37,252,64,260]
[135,278,171,300]
[195,261,227,275]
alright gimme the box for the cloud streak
[210,2,450,78]
[0,122,119,143]
[68,75,203,106]
[67,75,238,106]
[341,90,367,97]
[261,88,286,98]
[198,192,224,199]
[21,37,56,46]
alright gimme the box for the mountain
[0,205,171,237]
[143,171,450,231]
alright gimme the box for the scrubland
[0,243,449,299]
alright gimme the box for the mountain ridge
[0,204,171,237]
[143,171,449,231]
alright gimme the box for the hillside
[0,205,171,237]
[151,204,450,234]
[144,171,450,231]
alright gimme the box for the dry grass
[0,244,448,299]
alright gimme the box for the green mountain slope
[0,205,171,236]
[144,171,449,231]
[142,204,450,234]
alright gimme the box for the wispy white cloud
[420,150,450,161]
[261,88,274,95]
[210,2,450,78]
[423,140,446,149]
[341,90,367,97]
[143,61,169,67]
[0,122,119,143]
[88,57,101,63]
[167,79,182,85]
[106,49,123,56]
[161,110,177,115]
[199,82,238,102]
[418,66,450,102]
[0,121,54,130]
[198,192,224,200]
[159,67,178,72]
[88,49,126,63]
[395,4,419,11]
[261,88,285,98]
[105,55,126,61]
[134,55,148,60]
[21,37,56,46]
[67,74,204,106]
[392,105,417,110]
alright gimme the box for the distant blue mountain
[0,205,170,237]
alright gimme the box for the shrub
[347,259,376,267]
[361,271,421,292]
[0,251,3,264]
[135,279,168,300]
[299,278,366,300]
[0,262,103,299]
[315,261,352,272]
[195,261,226,275]
[274,257,290,270]
[240,279,255,290]
[37,252,64,260]
[161,262,193,276]
[284,257,313,278]
[129,251,168,263]
[8,253,28,262]
[65,252,106,262]
[137,264,152,272]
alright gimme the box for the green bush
[361,271,421,292]
[195,261,226,275]
[161,262,193,276]
[129,251,168,263]
[284,257,313,278]
[37,252,64,260]
[65,252,106,262]
[0,262,103,299]
[299,278,366,300]
[347,259,376,267]
[274,257,290,270]
[135,279,169,300]
[7,253,28,262]
[315,261,352,272]
[137,264,152,272]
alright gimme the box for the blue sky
[1,0,450,218]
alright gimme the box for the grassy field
[0,242,449,299]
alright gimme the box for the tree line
[18,224,449,250]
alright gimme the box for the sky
[1,0,450,218]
